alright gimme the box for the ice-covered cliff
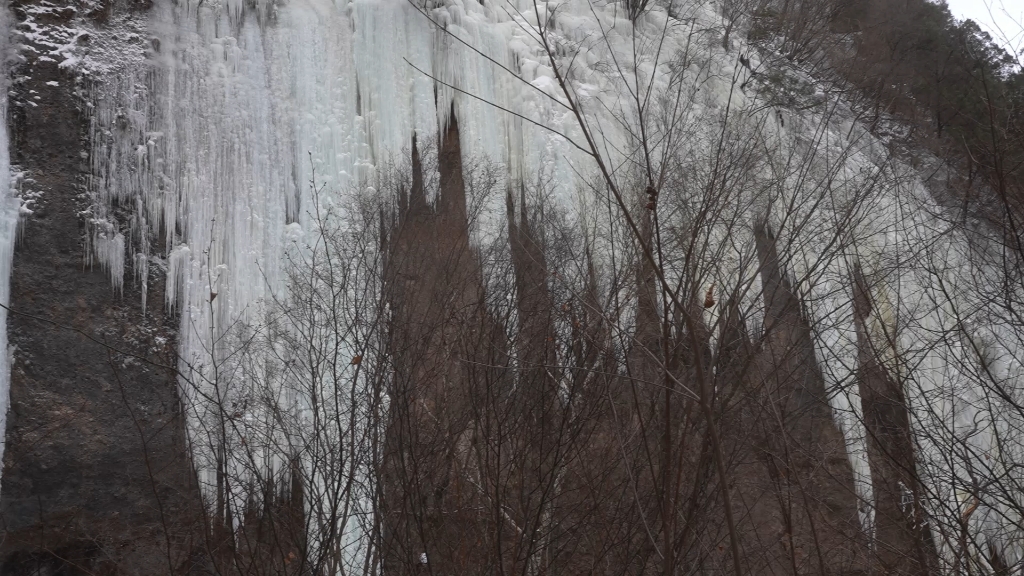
[1,0,1022,572]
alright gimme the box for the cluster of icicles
[0,2,21,498]
[74,0,1024,571]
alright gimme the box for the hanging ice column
[0,0,20,495]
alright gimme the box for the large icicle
[0,0,18,495]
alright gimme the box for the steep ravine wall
[0,1,202,573]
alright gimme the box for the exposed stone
[0,3,202,573]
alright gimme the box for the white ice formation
[74,0,1024,571]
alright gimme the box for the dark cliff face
[744,223,868,574]
[0,1,202,573]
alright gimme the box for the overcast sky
[943,0,1023,59]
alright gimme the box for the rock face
[0,1,201,573]
[852,265,939,576]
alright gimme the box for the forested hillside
[755,0,1023,235]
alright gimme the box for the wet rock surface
[0,1,201,573]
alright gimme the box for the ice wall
[83,0,1024,569]
[87,0,609,567]
[89,0,619,509]
[84,0,876,549]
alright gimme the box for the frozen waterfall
[78,0,1024,570]
[0,0,20,495]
